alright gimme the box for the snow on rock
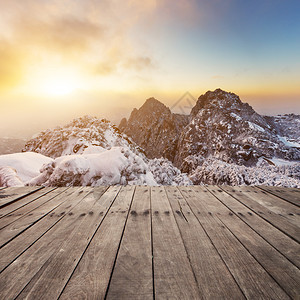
[22,147,191,187]
[28,147,157,186]
[277,136,300,148]
[0,152,53,184]
[247,121,265,132]
[148,158,192,185]
[0,167,24,187]
[189,158,300,188]
[23,115,143,158]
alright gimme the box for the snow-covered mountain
[23,115,143,158]
[0,116,191,187]
[120,89,300,187]
[176,89,300,170]
[1,90,299,187]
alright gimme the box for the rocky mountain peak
[140,97,171,114]
[120,89,300,173]
[119,97,189,161]
[191,88,254,118]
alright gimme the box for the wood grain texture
[205,186,300,299]
[106,186,153,300]
[0,187,63,229]
[60,186,133,300]
[258,185,300,207]
[239,186,300,226]
[180,186,289,300]
[151,186,201,299]
[0,187,71,247]
[0,187,43,208]
[0,187,93,299]
[0,187,57,219]
[207,186,300,268]
[0,185,298,299]
[221,186,300,243]
[165,186,244,299]
[0,188,89,272]
[16,186,110,300]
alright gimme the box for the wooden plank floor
[0,186,299,299]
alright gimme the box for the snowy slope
[120,89,300,187]
[175,89,300,169]
[23,115,143,158]
[0,152,53,183]
[0,116,192,187]
[189,157,300,188]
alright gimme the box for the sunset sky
[0,0,299,137]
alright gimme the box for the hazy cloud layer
[0,0,200,91]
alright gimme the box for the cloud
[0,0,200,92]
[14,16,105,54]
[123,56,154,71]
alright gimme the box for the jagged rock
[119,97,189,161]
[121,89,300,171]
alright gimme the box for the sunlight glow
[29,66,83,97]
[41,78,77,96]
[40,72,80,97]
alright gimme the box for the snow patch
[247,122,265,132]
[277,136,300,148]
[230,113,242,121]
[0,152,53,183]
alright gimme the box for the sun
[30,66,82,97]
[41,76,78,97]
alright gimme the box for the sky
[0,0,299,137]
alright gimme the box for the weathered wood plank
[0,187,71,247]
[221,186,300,243]
[165,186,244,299]
[204,186,300,299]
[0,188,92,273]
[60,186,133,300]
[106,186,153,300]
[0,187,98,299]
[258,186,300,207]
[0,188,88,272]
[0,187,57,218]
[207,186,300,268]
[238,186,300,226]
[180,186,289,300]
[16,186,114,300]
[151,186,201,299]
[0,187,43,208]
[0,187,63,229]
